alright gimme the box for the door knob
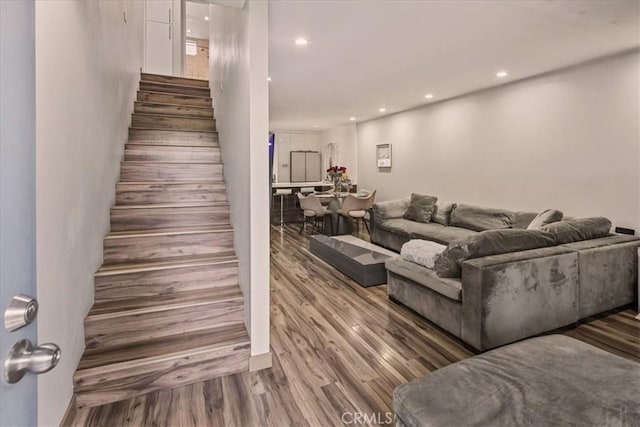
[4,339,61,384]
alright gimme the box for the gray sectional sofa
[370,198,640,351]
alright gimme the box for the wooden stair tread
[121,160,221,165]
[111,202,228,210]
[117,180,223,184]
[96,253,238,275]
[141,73,209,86]
[135,101,213,111]
[130,126,217,133]
[105,225,233,239]
[125,143,219,149]
[132,112,216,121]
[138,89,210,97]
[76,323,248,371]
[140,80,211,93]
[87,285,243,318]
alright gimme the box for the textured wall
[209,1,270,359]
[35,1,144,424]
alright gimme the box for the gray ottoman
[394,335,640,427]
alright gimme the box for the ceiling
[269,0,640,131]
[186,2,210,40]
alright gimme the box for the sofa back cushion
[449,204,516,231]
[404,193,438,223]
[431,201,457,225]
[541,217,611,245]
[527,209,564,230]
[512,211,538,229]
[372,198,410,221]
[434,229,557,278]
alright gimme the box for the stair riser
[134,102,213,118]
[132,114,216,132]
[103,232,234,263]
[84,300,244,349]
[74,341,250,408]
[141,73,209,88]
[140,81,211,97]
[110,207,230,231]
[94,263,239,302]
[137,91,212,107]
[120,163,223,181]
[128,129,218,146]
[124,145,221,162]
[116,183,227,205]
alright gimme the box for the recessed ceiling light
[295,38,309,46]
[425,94,434,99]
[204,16,209,21]
[496,71,509,78]
[267,77,272,82]
[187,29,191,33]
[379,108,386,113]
[349,117,356,121]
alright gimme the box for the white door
[146,0,172,24]
[145,20,173,75]
[1,1,60,425]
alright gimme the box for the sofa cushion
[512,211,538,229]
[386,257,462,301]
[372,198,410,221]
[541,217,612,244]
[449,204,515,231]
[527,209,563,230]
[393,335,640,427]
[403,193,438,223]
[400,239,447,269]
[377,218,478,245]
[434,229,557,278]
[431,201,456,225]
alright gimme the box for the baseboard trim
[59,395,77,427]
[249,351,273,371]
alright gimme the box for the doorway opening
[184,1,210,80]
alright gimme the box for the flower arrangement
[327,166,350,193]
[326,165,347,181]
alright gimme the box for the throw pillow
[527,209,564,230]
[434,229,557,278]
[449,204,516,231]
[431,201,456,225]
[541,217,611,245]
[403,193,438,223]
[400,239,447,269]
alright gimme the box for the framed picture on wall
[376,143,392,168]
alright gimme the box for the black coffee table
[309,235,396,287]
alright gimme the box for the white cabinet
[146,0,172,24]
[145,21,173,75]
[144,0,173,75]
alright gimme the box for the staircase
[72,73,250,409]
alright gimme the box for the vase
[333,177,341,193]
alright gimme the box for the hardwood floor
[69,224,640,426]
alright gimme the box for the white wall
[358,51,640,231]
[35,1,144,425]
[209,0,271,361]
[320,123,358,184]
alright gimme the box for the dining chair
[337,190,376,234]
[297,193,332,235]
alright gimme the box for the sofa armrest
[460,246,579,351]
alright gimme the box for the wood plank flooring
[68,224,640,426]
